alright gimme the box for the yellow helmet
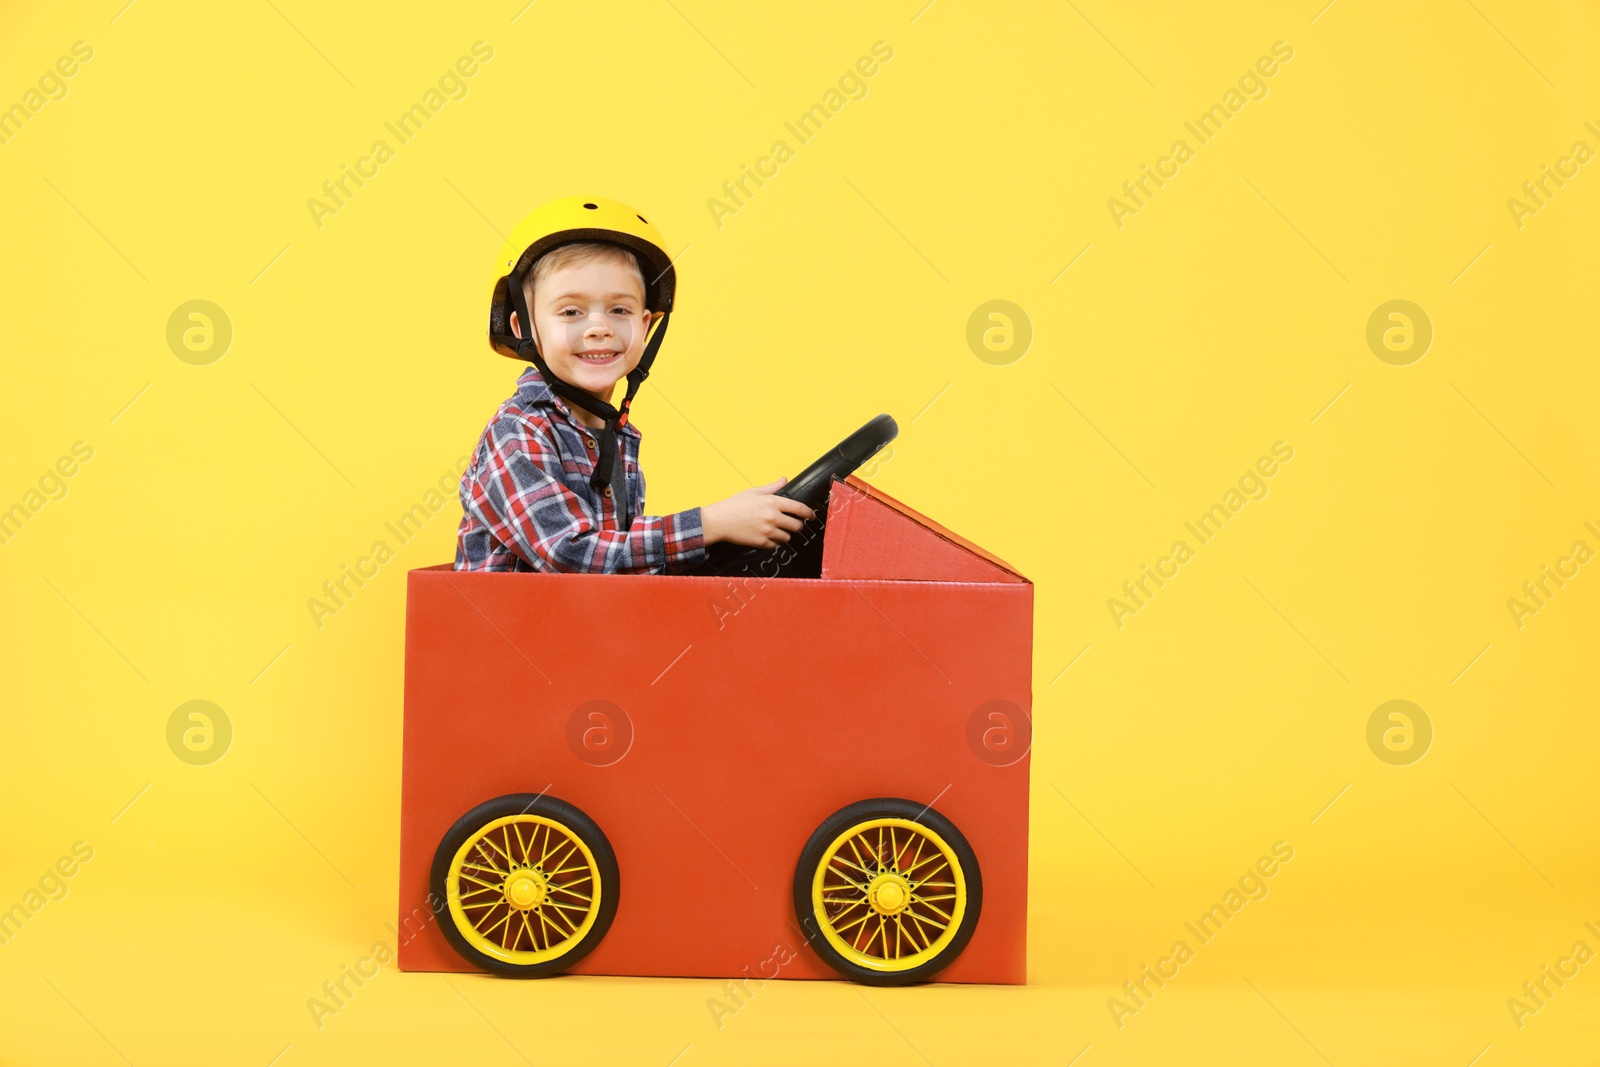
[487,195,676,360]
[485,195,678,492]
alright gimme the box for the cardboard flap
[820,476,1029,583]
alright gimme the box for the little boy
[456,195,813,573]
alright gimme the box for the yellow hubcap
[446,815,601,966]
[811,817,967,972]
[504,870,546,909]
[868,873,910,914]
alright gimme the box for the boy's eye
[610,306,633,316]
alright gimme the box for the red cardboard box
[398,476,1033,983]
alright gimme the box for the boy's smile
[512,257,652,426]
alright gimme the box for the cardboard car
[398,475,1033,985]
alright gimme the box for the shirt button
[602,486,613,498]
[585,437,597,451]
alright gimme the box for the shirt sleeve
[657,506,709,574]
[461,412,707,574]
[637,459,708,575]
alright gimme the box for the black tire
[430,793,619,978]
[793,797,982,986]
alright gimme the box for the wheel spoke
[458,872,502,892]
[826,899,870,923]
[504,908,520,951]
[510,822,529,866]
[832,863,870,889]
[902,913,930,951]
[538,908,568,944]
[545,899,589,919]
[526,822,544,867]
[899,915,919,957]
[852,915,872,952]
[546,905,579,935]
[549,871,593,889]
[870,916,889,957]
[906,908,947,936]
[479,910,512,939]
[827,854,861,874]
[549,883,593,904]
[858,915,880,956]
[829,853,876,881]
[906,833,925,874]
[902,850,946,878]
[517,910,537,950]
[836,846,866,871]
[551,885,594,902]
[546,863,591,877]
[541,827,572,865]
[834,911,874,937]
[481,833,515,867]
[464,851,505,876]
[913,892,959,902]
[914,899,955,924]
[828,876,870,899]
[544,837,579,870]
[896,914,915,953]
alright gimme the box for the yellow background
[2,0,1597,1063]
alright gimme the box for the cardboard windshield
[823,475,1028,584]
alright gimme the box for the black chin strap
[496,279,671,492]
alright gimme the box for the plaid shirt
[455,364,707,573]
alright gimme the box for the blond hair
[522,242,645,308]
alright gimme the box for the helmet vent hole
[637,214,648,223]
[582,202,598,209]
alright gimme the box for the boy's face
[516,257,652,402]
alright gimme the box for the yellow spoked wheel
[431,794,619,978]
[795,799,982,985]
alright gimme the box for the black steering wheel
[689,414,898,579]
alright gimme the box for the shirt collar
[515,363,640,439]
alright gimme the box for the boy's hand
[701,478,817,549]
